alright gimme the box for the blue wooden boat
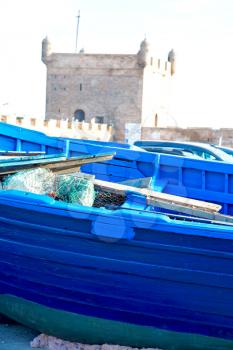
[59,136,233,216]
[1,188,233,349]
[1,122,233,349]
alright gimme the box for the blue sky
[0,0,233,127]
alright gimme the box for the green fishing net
[2,168,55,194]
[2,168,95,207]
[55,173,95,207]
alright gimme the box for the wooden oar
[0,153,115,176]
[43,153,115,174]
[94,179,221,212]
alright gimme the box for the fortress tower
[168,49,176,76]
[42,38,175,141]
[41,36,52,64]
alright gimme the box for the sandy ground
[0,323,38,350]
[0,318,161,350]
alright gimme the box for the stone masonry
[42,37,175,141]
[141,127,233,147]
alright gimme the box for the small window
[80,83,82,91]
[74,109,85,122]
[95,116,104,124]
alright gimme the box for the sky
[0,0,233,128]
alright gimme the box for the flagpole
[75,10,80,53]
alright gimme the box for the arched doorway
[74,109,85,122]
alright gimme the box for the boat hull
[1,192,233,348]
[1,294,233,350]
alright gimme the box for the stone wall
[141,127,233,147]
[45,54,143,127]
[141,61,171,128]
[0,115,112,141]
[2,115,232,147]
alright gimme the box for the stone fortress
[1,37,232,146]
[42,37,175,141]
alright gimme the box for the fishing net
[55,173,95,207]
[2,168,95,207]
[93,190,125,208]
[93,177,151,208]
[2,168,55,194]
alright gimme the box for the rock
[30,334,161,350]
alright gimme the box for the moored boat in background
[0,122,157,185]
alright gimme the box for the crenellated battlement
[0,115,113,141]
[148,57,172,76]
